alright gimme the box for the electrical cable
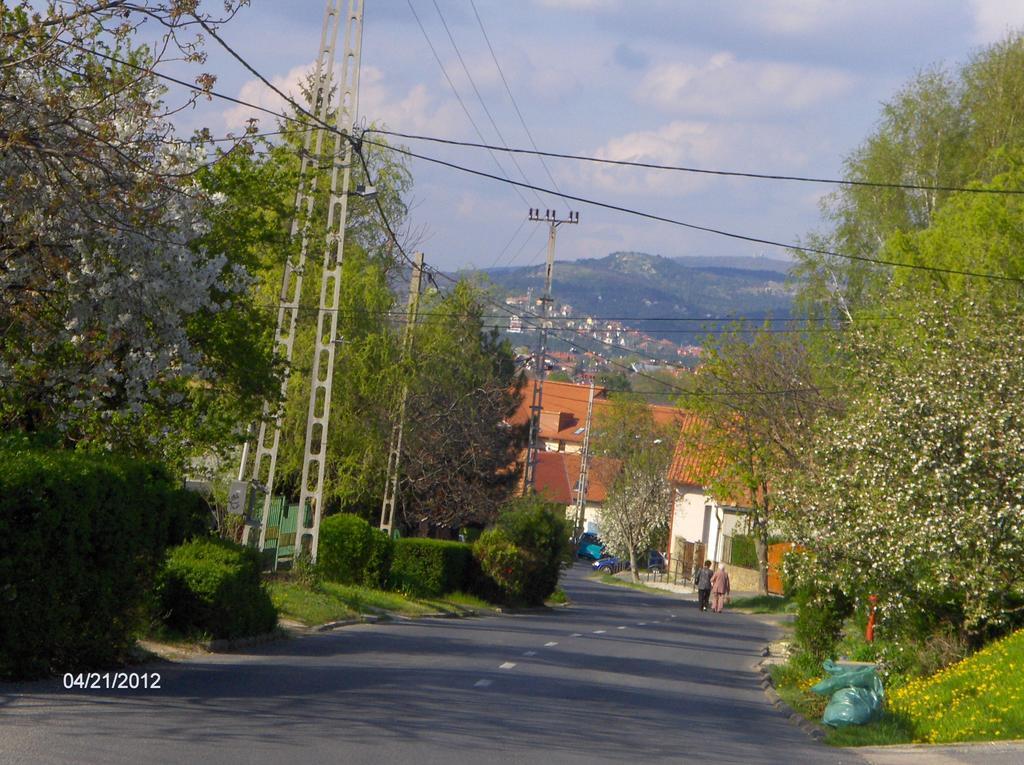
[358,134,1024,285]
[50,36,1024,286]
[363,127,1024,196]
[468,0,563,197]
[403,0,530,207]
[429,0,547,207]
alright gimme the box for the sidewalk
[611,570,761,601]
[856,741,1024,764]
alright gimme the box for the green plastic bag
[811,660,885,727]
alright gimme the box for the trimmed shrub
[731,535,759,570]
[0,447,206,679]
[390,538,473,597]
[364,529,394,589]
[473,529,537,604]
[317,513,376,584]
[486,496,571,606]
[159,538,277,639]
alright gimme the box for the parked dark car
[592,555,627,572]
[646,550,667,573]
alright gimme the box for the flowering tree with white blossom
[779,299,1024,643]
[0,2,274,466]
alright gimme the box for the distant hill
[473,252,796,345]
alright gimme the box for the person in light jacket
[710,563,731,613]
[694,560,714,612]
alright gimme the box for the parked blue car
[646,550,667,573]
[592,555,627,572]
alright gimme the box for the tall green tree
[682,325,835,594]
[794,31,1024,319]
[399,281,525,530]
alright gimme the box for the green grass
[546,588,569,605]
[590,572,673,595]
[887,627,1024,744]
[268,579,492,626]
[729,594,795,614]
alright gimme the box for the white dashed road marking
[523,651,537,657]
[544,641,558,647]
[593,630,606,634]
[637,622,647,626]
[474,679,492,687]
[616,626,626,630]
[499,662,517,670]
[570,633,583,638]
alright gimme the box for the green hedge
[364,527,394,589]
[317,513,377,584]
[159,538,277,639]
[0,447,207,679]
[390,538,472,597]
[731,535,759,570]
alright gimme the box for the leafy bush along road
[159,538,277,640]
[0,445,207,680]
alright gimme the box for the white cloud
[736,0,844,35]
[220,63,313,132]
[636,53,855,117]
[968,0,1024,42]
[221,64,464,137]
[580,120,813,196]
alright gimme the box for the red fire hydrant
[865,594,878,642]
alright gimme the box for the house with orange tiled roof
[531,450,621,535]
[666,414,754,568]
[507,380,609,453]
[508,379,687,536]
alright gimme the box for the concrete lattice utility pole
[237,0,365,564]
[523,208,579,493]
[296,0,365,561]
[379,253,425,537]
[572,381,596,535]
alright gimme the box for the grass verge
[770,628,1024,746]
[768,659,914,746]
[590,572,674,595]
[887,627,1024,744]
[729,594,795,614]
[268,579,492,626]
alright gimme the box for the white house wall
[671,487,708,544]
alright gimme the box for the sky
[168,0,1024,274]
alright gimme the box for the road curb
[206,627,290,652]
[758,649,827,742]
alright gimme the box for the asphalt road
[1,565,866,765]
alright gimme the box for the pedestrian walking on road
[711,563,731,613]
[694,560,714,611]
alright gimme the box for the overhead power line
[357,134,1024,285]
[404,0,531,207]
[467,0,563,197]
[55,35,1024,287]
[364,128,1024,196]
